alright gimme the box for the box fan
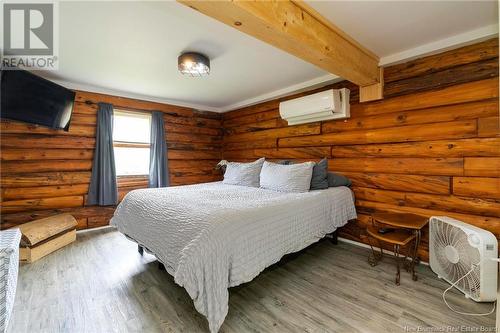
[429,216,497,302]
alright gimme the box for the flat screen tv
[1,69,75,131]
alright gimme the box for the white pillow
[260,161,315,193]
[222,158,265,187]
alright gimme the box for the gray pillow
[260,161,315,193]
[223,158,265,187]
[310,158,329,190]
[327,172,352,187]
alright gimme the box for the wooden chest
[17,214,77,263]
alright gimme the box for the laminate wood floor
[8,227,496,333]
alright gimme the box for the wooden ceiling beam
[179,0,383,102]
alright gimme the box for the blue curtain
[149,111,169,188]
[87,103,118,205]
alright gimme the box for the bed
[110,182,357,332]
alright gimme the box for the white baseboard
[76,225,115,233]
[338,237,429,266]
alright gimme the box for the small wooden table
[367,213,428,285]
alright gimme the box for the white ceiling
[43,1,498,112]
[47,1,330,111]
[306,0,499,61]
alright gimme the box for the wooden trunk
[17,214,78,263]
[19,230,76,263]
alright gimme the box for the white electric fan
[429,216,497,303]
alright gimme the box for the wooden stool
[366,213,428,285]
[16,214,77,263]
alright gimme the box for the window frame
[112,109,152,178]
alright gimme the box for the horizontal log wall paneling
[222,38,500,261]
[1,91,223,229]
[1,39,498,255]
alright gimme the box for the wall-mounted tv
[0,69,75,131]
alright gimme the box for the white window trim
[113,109,152,177]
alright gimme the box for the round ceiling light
[178,52,210,77]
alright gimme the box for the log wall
[1,39,498,261]
[222,38,500,261]
[1,92,223,230]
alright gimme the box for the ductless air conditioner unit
[279,88,350,125]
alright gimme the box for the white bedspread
[110,182,356,332]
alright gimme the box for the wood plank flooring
[8,227,495,333]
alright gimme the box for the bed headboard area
[222,38,499,262]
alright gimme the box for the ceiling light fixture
[178,52,210,77]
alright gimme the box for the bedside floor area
[8,227,495,333]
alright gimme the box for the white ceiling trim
[50,79,221,112]
[225,24,498,112]
[218,74,341,112]
[380,23,499,66]
[227,23,499,112]
[56,24,498,113]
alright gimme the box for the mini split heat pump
[279,88,350,125]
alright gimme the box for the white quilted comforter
[111,182,356,332]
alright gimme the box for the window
[113,110,151,176]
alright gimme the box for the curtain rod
[81,100,179,116]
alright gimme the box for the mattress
[111,182,357,332]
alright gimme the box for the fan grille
[431,219,481,299]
